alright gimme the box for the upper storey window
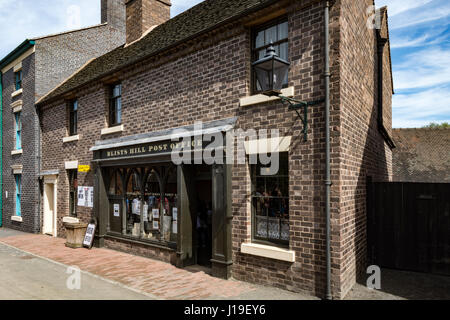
[109,84,122,127]
[15,70,23,91]
[68,100,78,136]
[252,18,289,94]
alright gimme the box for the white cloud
[376,0,433,17]
[393,47,450,90]
[393,87,450,127]
[390,32,449,48]
[382,0,450,29]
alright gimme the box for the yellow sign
[78,165,91,173]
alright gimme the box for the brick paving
[0,233,314,300]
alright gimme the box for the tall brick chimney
[101,0,126,31]
[125,0,171,44]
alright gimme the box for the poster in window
[163,216,171,233]
[172,220,178,234]
[172,207,178,221]
[86,187,94,208]
[113,204,120,217]
[143,204,149,221]
[152,221,159,230]
[77,186,85,207]
[152,209,160,219]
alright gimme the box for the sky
[0,0,448,128]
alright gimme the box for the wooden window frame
[109,84,122,127]
[15,70,22,91]
[251,152,290,248]
[15,174,22,217]
[251,16,289,95]
[15,112,22,150]
[68,170,78,217]
[68,99,78,136]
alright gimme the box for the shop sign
[78,165,91,173]
[99,138,212,160]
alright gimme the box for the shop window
[15,174,22,217]
[125,169,143,238]
[252,18,289,94]
[68,100,78,136]
[68,170,78,217]
[108,165,177,243]
[251,152,289,247]
[15,70,22,91]
[15,112,22,150]
[108,169,123,195]
[109,84,122,127]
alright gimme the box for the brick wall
[2,6,126,234]
[125,0,171,44]
[35,24,125,100]
[102,0,126,31]
[39,0,393,299]
[337,0,393,298]
[2,53,40,233]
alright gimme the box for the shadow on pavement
[347,268,450,300]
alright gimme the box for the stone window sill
[11,216,23,223]
[63,216,80,224]
[241,242,295,263]
[239,87,294,107]
[101,125,124,136]
[63,135,80,143]
[11,149,23,155]
[11,88,23,98]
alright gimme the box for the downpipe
[324,0,332,300]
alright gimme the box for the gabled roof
[37,0,279,106]
[0,39,35,72]
[379,6,394,95]
[392,128,450,183]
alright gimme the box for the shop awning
[90,117,237,152]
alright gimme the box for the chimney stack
[125,0,171,44]
[101,0,126,31]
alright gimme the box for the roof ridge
[31,23,108,41]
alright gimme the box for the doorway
[43,182,55,236]
[193,164,213,268]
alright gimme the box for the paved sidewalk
[0,229,317,300]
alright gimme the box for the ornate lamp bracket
[278,96,325,142]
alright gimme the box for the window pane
[258,49,266,60]
[255,30,264,48]
[113,85,121,98]
[116,98,122,124]
[279,42,288,61]
[251,152,289,245]
[278,21,288,40]
[265,25,277,44]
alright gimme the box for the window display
[107,164,177,244]
[251,152,289,246]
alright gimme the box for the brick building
[36,0,394,299]
[392,128,450,183]
[0,0,126,233]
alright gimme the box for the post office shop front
[91,118,235,279]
